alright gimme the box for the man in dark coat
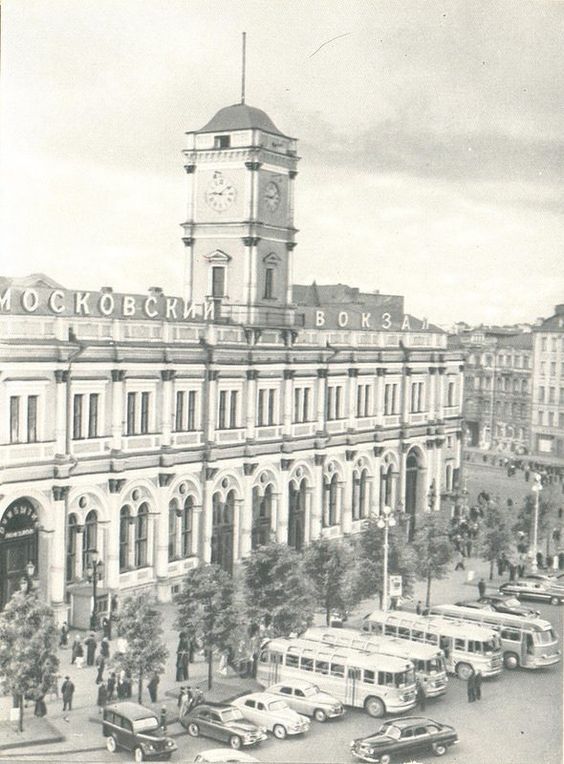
[61,676,75,712]
[71,637,82,664]
[148,673,160,703]
[107,672,116,702]
[100,637,110,659]
[467,671,476,703]
[474,671,483,700]
[85,633,97,666]
[478,578,486,598]
[102,616,112,640]
[59,622,69,648]
[95,654,105,684]
[97,681,108,713]
[416,680,426,711]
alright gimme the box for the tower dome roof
[198,103,289,137]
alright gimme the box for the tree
[242,542,315,637]
[112,594,168,703]
[513,495,555,545]
[303,537,360,625]
[411,512,453,608]
[175,564,239,690]
[0,588,59,732]
[353,517,417,606]
[479,501,514,580]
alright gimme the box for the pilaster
[111,370,125,451]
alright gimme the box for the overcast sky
[1,0,563,326]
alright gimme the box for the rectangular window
[384,383,398,415]
[126,392,136,435]
[326,386,333,421]
[539,386,545,403]
[214,135,230,149]
[410,381,424,413]
[447,380,456,406]
[549,387,556,403]
[268,389,275,425]
[286,654,299,668]
[175,391,185,432]
[303,388,310,421]
[356,383,371,417]
[257,389,265,427]
[229,390,238,428]
[293,387,311,423]
[335,385,342,419]
[73,394,83,440]
[218,390,227,429]
[258,388,276,426]
[88,393,99,438]
[211,266,225,298]
[27,395,38,443]
[187,391,196,431]
[140,392,150,434]
[264,268,274,299]
[330,662,344,678]
[9,396,20,443]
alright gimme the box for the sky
[1,0,563,326]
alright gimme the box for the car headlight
[260,727,268,735]
[143,743,155,752]
[166,740,174,748]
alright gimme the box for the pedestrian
[218,649,229,676]
[466,670,476,703]
[102,616,112,640]
[416,680,426,712]
[124,672,132,698]
[178,687,190,717]
[34,693,47,717]
[107,672,116,702]
[116,675,125,699]
[85,633,97,667]
[95,653,105,684]
[59,621,69,648]
[148,673,160,703]
[474,671,482,701]
[175,650,184,682]
[415,600,422,615]
[71,637,81,664]
[97,680,108,713]
[454,550,465,571]
[159,705,167,733]
[478,578,486,598]
[61,676,75,712]
[101,637,110,659]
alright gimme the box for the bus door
[266,652,282,685]
[439,636,454,673]
[345,666,361,707]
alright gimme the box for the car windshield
[483,638,500,654]
[394,668,415,687]
[221,709,245,723]
[132,717,160,733]
[382,724,401,740]
[302,685,319,697]
[267,700,288,712]
[533,629,556,645]
[427,657,444,674]
[502,598,521,608]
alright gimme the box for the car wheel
[229,735,242,750]
[187,722,200,737]
[273,724,287,739]
[106,735,117,754]
[133,747,144,763]
[313,708,327,723]
[504,652,520,670]
[456,662,473,681]
[364,696,385,718]
[550,596,561,605]
[432,742,448,757]
[380,754,392,764]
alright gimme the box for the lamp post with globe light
[86,552,104,630]
[377,506,397,611]
[530,473,543,573]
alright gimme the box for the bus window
[525,633,534,655]
[483,638,499,654]
[330,662,345,678]
[427,633,439,646]
[399,627,410,638]
[534,629,556,645]
[384,624,396,636]
[378,672,394,687]
[301,657,314,672]
[394,670,413,688]
[363,669,375,684]
[412,630,424,641]
[348,667,362,681]
[454,638,465,651]
[286,654,299,668]
[315,660,329,675]
[371,622,383,635]
[259,651,269,663]
[501,628,521,642]
[427,657,443,674]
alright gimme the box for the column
[111,370,125,451]
[192,505,202,561]
[160,370,175,448]
[337,481,345,530]
[311,455,325,538]
[54,371,68,455]
[239,469,255,559]
[243,235,259,307]
[50,486,69,624]
[402,369,412,423]
[375,369,385,424]
[202,470,215,563]
[366,476,375,519]
[304,487,314,545]
[458,364,465,411]
[282,370,294,437]
[246,371,258,441]
[128,515,136,569]
[348,369,358,431]
[75,523,84,580]
[105,482,123,590]
[435,438,444,500]
[286,242,296,304]
[233,498,244,563]
[427,368,436,420]
[437,368,446,420]
[276,476,289,544]
[316,370,327,433]
[399,447,408,509]
[342,458,354,534]
[270,492,280,537]
[155,476,173,602]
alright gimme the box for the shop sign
[0,501,38,540]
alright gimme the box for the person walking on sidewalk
[102,615,112,640]
[148,673,160,703]
[61,676,75,712]
[71,637,82,664]
[466,670,476,703]
[59,622,69,648]
[416,679,426,712]
[101,636,110,659]
[474,671,483,701]
[95,653,105,684]
[478,578,486,598]
[107,672,116,702]
[85,633,97,666]
[97,680,108,713]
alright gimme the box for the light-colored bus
[301,626,448,698]
[428,604,561,670]
[257,636,417,718]
[362,610,503,680]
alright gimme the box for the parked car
[180,703,267,750]
[455,595,539,618]
[102,702,177,762]
[350,716,458,762]
[521,574,564,588]
[265,680,345,722]
[193,750,260,763]
[232,692,310,739]
[499,580,564,605]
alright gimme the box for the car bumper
[530,653,561,668]
[426,683,448,697]
[326,706,345,719]
[481,663,503,677]
[286,724,310,735]
[144,746,177,761]
[351,748,380,762]
[385,697,417,714]
[242,732,268,746]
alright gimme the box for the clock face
[264,181,281,212]
[205,171,236,212]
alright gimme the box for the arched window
[66,513,78,582]
[83,510,98,572]
[381,464,394,509]
[445,464,453,492]
[119,506,130,571]
[252,485,273,549]
[352,473,360,521]
[324,474,338,527]
[288,478,306,551]
[211,490,234,573]
[135,503,148,568]
[358,469,368,519]
[181,496,193,558]
[168,499,178,561]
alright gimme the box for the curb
[0,733,65,753]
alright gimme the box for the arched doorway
[252,485,273,549]
[211,490,234,573]
[405,453,420,542]
[288,478,306,550]
[0,498,39,610]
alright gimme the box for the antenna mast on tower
[241,32,247,104]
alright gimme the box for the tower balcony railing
[214,301,305,329]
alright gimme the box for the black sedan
[350,716,458,763]
[180,703,267,750]
[499,580,564,605]
[455,595,539,618]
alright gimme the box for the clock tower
[181,103,299,324]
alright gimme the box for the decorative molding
[373,446,385,457]
[205,467,219,481]
[425,439,436,449]
[108,478,126,494]
[160,369,176,382]
[458,364,465,372]
[204,249,231,263]
[400,442,411,454]
[438,367,447,375]
[52,485,70,502]
[245,161,262,171]
[348,368,359,378]
[181,237,193,247]
[405,367,413,376]
[54,370,69,384]
[246,369,259,381]
[317,369,328,379]
[243,462,258,476]
[283,369,295,380]
[263,252,282,265]
[282,329,298,347]
[288,170,298,180]
[376,368,385,377]
[345,449,357,462]
[280,458,294,471]
[435,437,446,447]
[206,370,219,382]
[158,473,175,488]
[286,242,297,251]
[183,164,195,174]
[244,328,262,346]
[314,453,326,467]
[428,367,437,375]
[242,236,260,247]
[111,369,126,383]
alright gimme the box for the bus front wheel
[456,662,473,681]
[504,652,520,670]
[364,696,385,718]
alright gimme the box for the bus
[362,610,503,680]
[427,604,561,670]
[301,626,448,698]
[257,636,417,718]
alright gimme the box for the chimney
[554,304,564,316]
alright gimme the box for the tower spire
[241,32,247,104]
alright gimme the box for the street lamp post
[86,552,103,630]
[377,506,397,612]
[531,473,543,573]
